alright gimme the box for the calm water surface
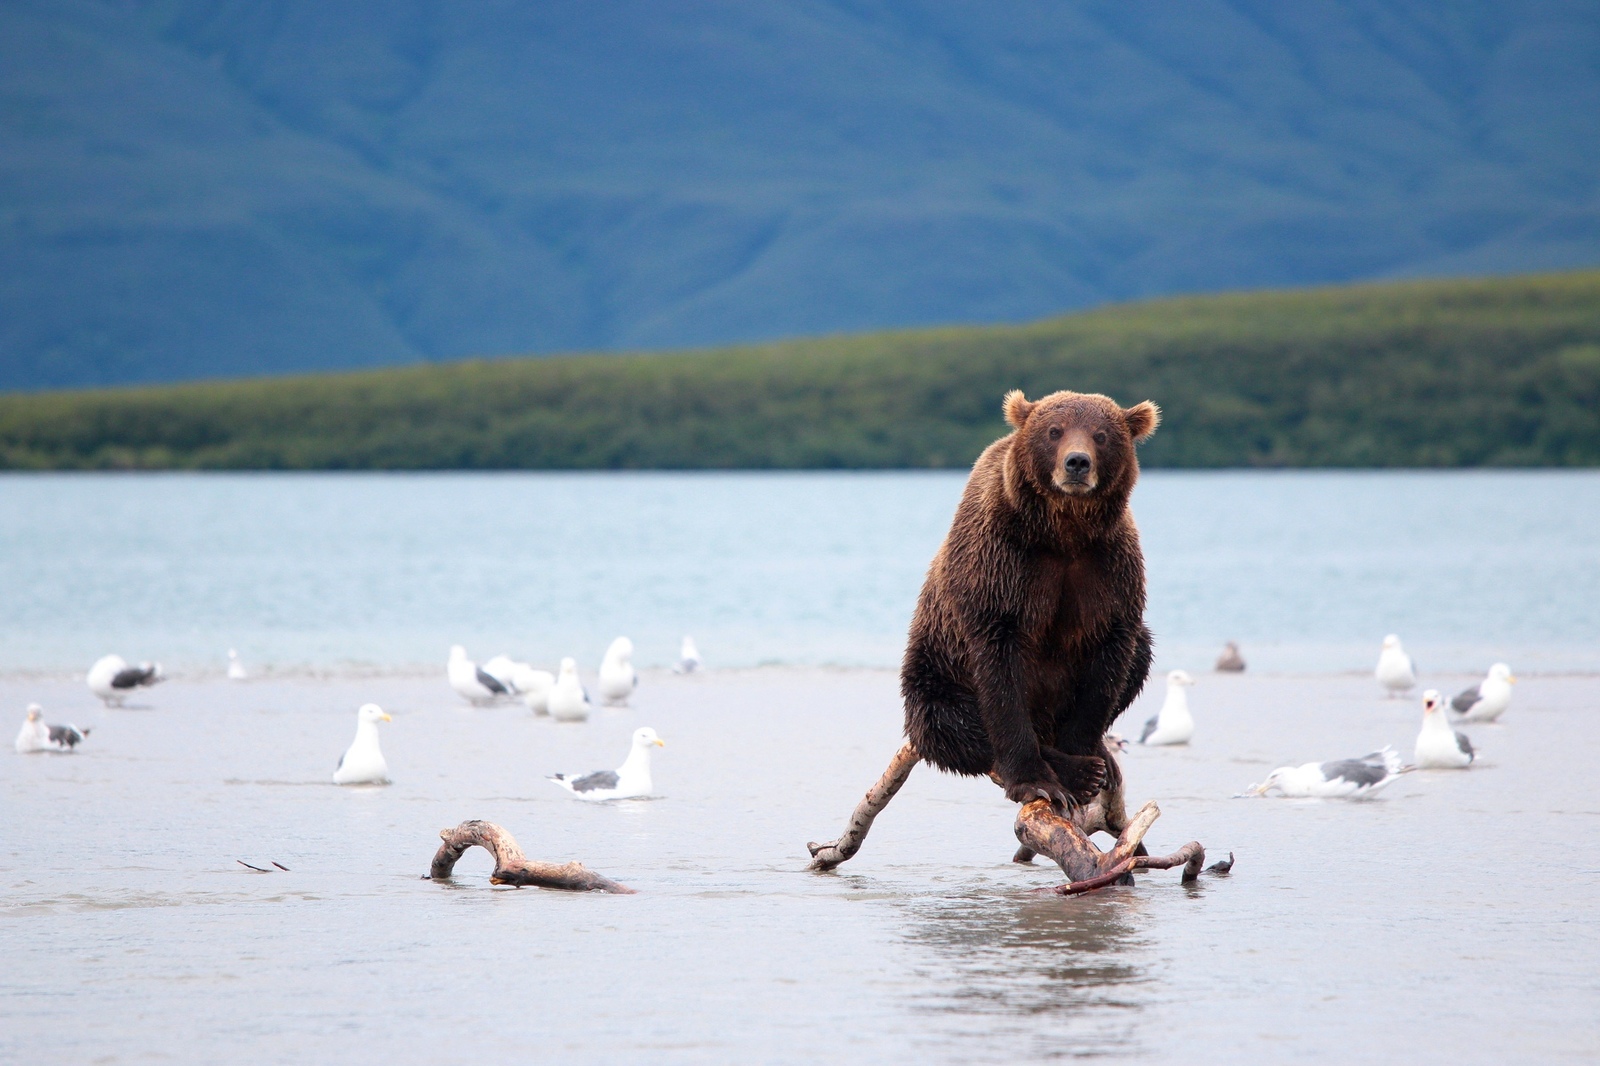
[1,470,1597,673]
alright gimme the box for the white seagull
[87,654,165,707]
[549,657,592,722]
[512,664,556,715]
[1249,747,1407,798]
[1139,669,1195,745]
[674,636,702,674]
[1375,634,1417,696]
[480,655,523,694]
[333,703,392,785]
[1451,663,1516,723]
[227,649,248,681]
[15,704,90,753]
[1415,689,1475,769]
[548,727,665,800]
[448,645,510,705]
[598,637,637,706]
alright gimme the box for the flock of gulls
[14,637,704,802]
[1129,635,1515,798]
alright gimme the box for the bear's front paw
[1001,764,1072,810]
[1041,750,1108,805]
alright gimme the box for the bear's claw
[1041,750,1108,805]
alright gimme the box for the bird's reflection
[894,886,1151,1057]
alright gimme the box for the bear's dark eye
[1047,426,1062,441]
[1093,431,1107,445]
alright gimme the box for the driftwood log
[808,742,1212,894]
[428,819,634,893]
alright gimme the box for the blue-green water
[1,470,1597,675]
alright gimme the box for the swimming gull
[1415,689,1475,769]
[548,727,665,800]
[1214,641,1246,672]
[1451,663,1515,723]
[674,636,702,674]
[1248,747,1407,798]
[549,657,592,722]
[333,703,392,785]
[512,664,555,715]
[14,704,90,753]
[227,649,248,681]
[448,645,509,705]
[598,637,637,706]
[1139,669,1195,746]
[1375,634,1417,696]
[87,654,165,707]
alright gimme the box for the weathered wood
[1132,841,1208,882]
[807,742,921,871]
[428,819,634,893]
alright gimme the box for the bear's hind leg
[1039,746,1107,805]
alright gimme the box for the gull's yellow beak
[655,738,666,747]
[381,713,393,722]
[1508,674,1518,684]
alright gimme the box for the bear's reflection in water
[895,889,1151,1058]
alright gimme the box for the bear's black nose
[1063,452,1092,478]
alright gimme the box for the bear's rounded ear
[1002,389,1035,429]
[1123,401,1160,442]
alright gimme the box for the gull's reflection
[894,886,1151,1057]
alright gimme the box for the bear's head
[1002,389,1160,501]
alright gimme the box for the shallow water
[4,670,1598,1063]
[1,470,1597,675]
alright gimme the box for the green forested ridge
[3,271,1599,470]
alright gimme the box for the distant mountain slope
[5,270,1598,469]
[3,1,1599,390]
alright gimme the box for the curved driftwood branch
[807,742,920,871]
[1133,841,1207,883]
[428,819,634,893]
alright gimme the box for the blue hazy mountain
[3,1,1599,389]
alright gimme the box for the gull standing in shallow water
[87,654,165,707]
[227,649,248,681]
[598,637,637,706]
[333,703,392,785]
[1451,663,1516,722]
[674,636,702,674]
[1214,641,1246,672]
[15,704,90,753]
[1375,635,1417,696]
[548,727,665,800]
[1249,747,1407,798]
[448,645,509,705]
[1415,690,1475,769]
[1139,669,1195,745]
[549,658,592,722]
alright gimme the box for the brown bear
[902,388,1160,810]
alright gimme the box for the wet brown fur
[902,389,1160,809]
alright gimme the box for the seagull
[448,645,509,706]
[227,649,248,681]
[1375,634,1417,696]
[512,664,556,715]
[1451,663,1516,723]
[598,637,637,706]
[332,703,392,785]
[1139,669,1195,745]
[87,654,165,707]
[1248,747,1407,798]
[1415,690,1475,769]
[480,655,523,693]
[549,657,592,722]
[14,704,90,753]
[674,636,702,674]
[548,727,665,800]
[1214,641,1246,672]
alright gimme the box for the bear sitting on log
[902,388,1160,810]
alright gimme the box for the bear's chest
[1027,550,1117,650]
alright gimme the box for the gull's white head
[1489,662,1516,684]
[1167,669,1195,687]
[228,648,238,659]
[358,703,392,724]
[1382,634,1402,650]
[1251,768,1289,796]
[1421,689,1443,716]
[606,637,634,661]
[449,645,468,662]
[633,726,665,749]
[559,657,579,681]
[681,635,698,656]
[26,703,42,721]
